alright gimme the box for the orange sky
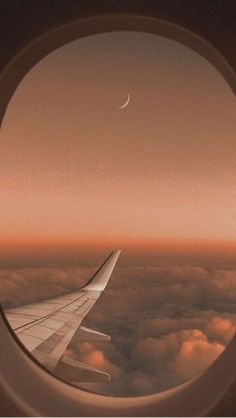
[0,31,236,247]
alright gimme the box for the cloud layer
[1,260,235,396]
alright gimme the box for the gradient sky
[1,31,236,247]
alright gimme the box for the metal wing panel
[4,250,121,372]
[5,290,86,329]
[29,296,98,370]
[6,291,94,352]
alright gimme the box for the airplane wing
[5,250,121,382]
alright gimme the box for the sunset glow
[1,32,236,249]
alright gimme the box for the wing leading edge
[5,250,121,382]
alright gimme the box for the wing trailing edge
[77,326,111,343]
[54,355,111,383]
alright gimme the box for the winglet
[82,250,121,292]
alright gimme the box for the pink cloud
[174,329,224,380]
[206,316,236,344]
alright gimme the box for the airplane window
[0,31,235,397]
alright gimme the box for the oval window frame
[0,14,236,417]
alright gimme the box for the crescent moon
[119,94,130,109]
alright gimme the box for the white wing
[5,250,121,382]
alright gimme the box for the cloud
[66,264,236,395]
[174,330,224,380]
[206,316,235,344]
[0,260,235,396]
[0,266,93,308]
[68,341,122,380]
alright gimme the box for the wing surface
[5,250,121,379]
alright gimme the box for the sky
[0,31,236,247]
[0,31,236,396]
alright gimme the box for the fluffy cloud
[0,260,235,396]
[0,266,93,308]
[174,329,224,380]
[206,316,235,344]
[66,264,236,395]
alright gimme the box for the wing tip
[82,249,121,291]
